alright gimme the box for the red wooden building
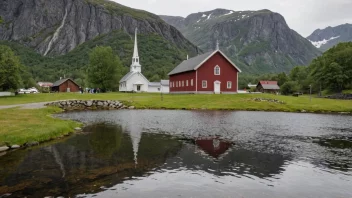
[51,78,80,93]
[168,49,241,94]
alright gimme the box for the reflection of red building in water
[195,137,232,159]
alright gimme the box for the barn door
[214,81,221,94]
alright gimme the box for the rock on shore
[45,100,130,111]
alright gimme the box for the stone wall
[325,94,352,100]
[45,100,132,111]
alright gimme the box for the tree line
[1,42,351,94]
[240,42,352,95]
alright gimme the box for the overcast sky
[112,0,352,37]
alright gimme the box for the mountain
[307,24,352,52]
[160,9,321,73]
[0,0,199,82]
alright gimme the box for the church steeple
[131,28,141,72]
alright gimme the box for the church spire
[133,28,139,58]
[131,27,141,72]
[216,39,219,51]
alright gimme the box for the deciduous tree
[87,46,123,92]
[0,45,22,91]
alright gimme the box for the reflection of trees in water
[0,133,290,197]
[0,123,183,197]
[86,123,123,159]
[311,137,352,172]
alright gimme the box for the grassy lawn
[0,107,81,146]
[0,93,351,146]
[1,92,351,112]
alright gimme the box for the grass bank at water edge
[0,107,81,146]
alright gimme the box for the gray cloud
[113,0,352,36]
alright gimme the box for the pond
[0,110,352,197]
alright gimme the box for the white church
[119,28,169,93]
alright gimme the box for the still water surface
[1,110,352,197]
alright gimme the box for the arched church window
[214,65,220,75]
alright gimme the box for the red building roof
[259,81,278,85]
[258,81,280,90]
[37,82,53,87]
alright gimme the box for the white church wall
[127,73,149,92]
[119,82,127,92]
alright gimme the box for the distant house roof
[168,50,242,76]
[258,81,280,90]
[37,82,53,87]
[259,81,278,85]
[52,78,79,87]
[148,82,161,87]
[161,80,169,86]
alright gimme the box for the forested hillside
[240,42,352,95]
[0,31,193,86]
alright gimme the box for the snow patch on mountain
[207,13,212,20]
[309,36,340,48]
[224,11,234,16]
[202,14,207,18]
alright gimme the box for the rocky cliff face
[0,0,199,56]
[307,24,352,51]
[160,9,321,73]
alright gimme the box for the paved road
[0,102,51,110]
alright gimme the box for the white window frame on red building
[227,81,232,89]
[214,65,220,75]
[202,80,207,88]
